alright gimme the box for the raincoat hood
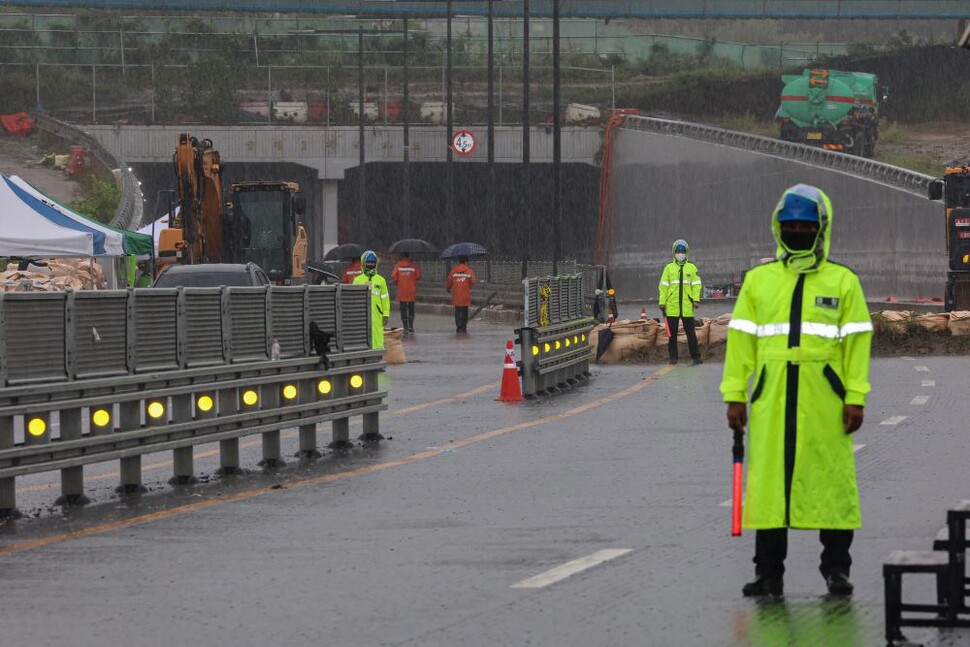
[771,184,833,273]
[671,239,689,264]
[361,250,379,276]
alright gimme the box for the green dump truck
[776,69,879,158]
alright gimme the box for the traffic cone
[498,340,523,402]
[607,311,614,325]
[640,307,647,321]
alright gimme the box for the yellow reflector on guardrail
[282,384,298,400]
[242,390,259,406]
[544,342,551,353]
[92,409,111,428]
[531,345,539,356]
[197,395,214,413]
[565,338,571,348]
[555,340,561,350]
[27,418,46,437]
[317,379,332,395]
[349,374,363,389]
[147,401,166,419]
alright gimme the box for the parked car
[151,262,272,288]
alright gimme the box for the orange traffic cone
[498,340,523,402]
[640,307,647,321]
[607,311,614,325]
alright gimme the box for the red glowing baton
[732,428,744,537]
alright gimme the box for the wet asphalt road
[1,313,969,647]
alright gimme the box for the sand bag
[949,311,970,336]
[383,328,406,364]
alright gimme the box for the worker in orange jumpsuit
[390,252,422,334]
[342,258,362,284]
[446,255,477,333]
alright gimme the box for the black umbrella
[323,243,365,261]
[441,242,488,259]
[389,238,438,255]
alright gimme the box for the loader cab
[225,182,304,283]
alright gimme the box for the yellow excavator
[159,133,308,283]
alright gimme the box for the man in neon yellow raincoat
[353,250,390,350]
[720,184,872,598]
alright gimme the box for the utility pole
[487,0,495,259]
[552,0,562,274]
[521,0,530,279]
[358,25,366,243]
[403,14,411,239]
[446,0,454,243]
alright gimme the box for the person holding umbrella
[353,250,390,350]
[342,257,363,284]
[446,255,476,333]
[720,184,872,598]
[390,252,422,334]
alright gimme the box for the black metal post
[358,25,366,243]
[403,14,411,239]
[446,0,454,243]
[486,0,495,260]
[521,0,530,279]
[552,0,562,275]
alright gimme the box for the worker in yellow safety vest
[353,250,390,350]
[721,184,872,598]
[658,239,703,365]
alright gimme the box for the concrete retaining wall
[608,128,945,302]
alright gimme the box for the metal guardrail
[0,284,384,517]
[517,274,594,397]
[622,115,935,198]
[35,113,144,230]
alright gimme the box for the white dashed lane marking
[510,549,632,589]
[910,395,930,406]
[900,356,915,361]
[880,416,908,426]
[922,380,936,387]
[915,366,930,372]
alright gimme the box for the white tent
[0,177,94,257]
[137,208,177,255]
[9,175,126,256]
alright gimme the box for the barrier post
[330,374,351,449]
[117,400,146,494]
[170,393,197,485]
[0,414,20,519]
[217,387,243,476]
[259,381,284,468]
[360,368,382,442]
[297,377,321,459]
[56,407,89,506]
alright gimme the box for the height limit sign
[451,130,476,156]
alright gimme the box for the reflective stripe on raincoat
[658,261,701,317]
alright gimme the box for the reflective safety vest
[720,260,872,530]
[658,260,701,317]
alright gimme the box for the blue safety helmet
[672,239,688,253]
[777,192,820,224]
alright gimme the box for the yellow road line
[16,381,502,494]
[1,368,669,555]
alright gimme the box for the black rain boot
[825,572,853,597]
[742,574,784,597]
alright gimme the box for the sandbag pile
[383,328,407,365]
[872,310,970,337]
[591,317,715,364]
[1,259,106,292]
[590,309,970,364]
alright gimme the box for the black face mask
[780,229,818,251]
